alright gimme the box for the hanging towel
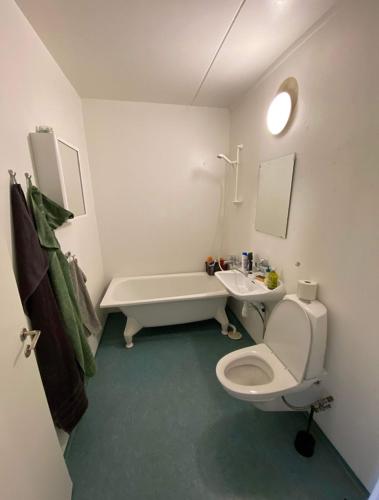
[11,183,88,432]
[27,183,96,377]
[69,258,102,337]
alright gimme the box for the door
[0,236,72,500]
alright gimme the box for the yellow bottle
[265,269,278,290]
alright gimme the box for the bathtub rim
[100,272,229,308]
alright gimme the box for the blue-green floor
[65,312,367,500]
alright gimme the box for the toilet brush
[294,395,334,457]
[294,405,316,457]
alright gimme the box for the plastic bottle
[241,252,248,272]
[248,252,253,272]
[265,269,279,290]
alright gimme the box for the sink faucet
[234,267,250,278]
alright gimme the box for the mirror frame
[56,137,87,218]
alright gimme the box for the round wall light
[266,92,292,135]
[266,77,298,136]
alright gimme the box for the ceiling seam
[190,0,246,106]
[228,3,339,110]
[250,4,339,94]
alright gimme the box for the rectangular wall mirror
[30,131,86,217]
[57,139,86,216]
[255,153,295,238]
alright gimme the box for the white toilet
[216,294,327,411]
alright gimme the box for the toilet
[216,294,327,411]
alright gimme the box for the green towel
[27,183,96,377]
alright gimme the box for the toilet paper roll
[297,280,318,301]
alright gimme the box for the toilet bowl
[216,294,327,411]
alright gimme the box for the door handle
[20,328,41,358]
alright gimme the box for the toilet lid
[265,298,311,382]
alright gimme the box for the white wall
[224,0,379,491]
[0,0,106,353]
[83,99,229,280]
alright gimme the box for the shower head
[217,153,236,166]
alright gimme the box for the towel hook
[65,251,76,261]
[25,172,33,185]
[8,169,17,185]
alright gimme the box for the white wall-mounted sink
[215,270,285,303]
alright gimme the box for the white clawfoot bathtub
[100,272,230,348]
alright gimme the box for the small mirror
[255,153,295,238]
[57,140,86,216]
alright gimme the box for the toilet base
[253,398,291,411]
[251,379,321,411]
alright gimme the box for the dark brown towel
[11,183,88,432]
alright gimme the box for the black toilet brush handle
[306,406,315,433]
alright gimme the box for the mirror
[57,140,86,216]
[255,153,295,238]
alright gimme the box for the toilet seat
[216,344,299,402]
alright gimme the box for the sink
[215,270,285,303]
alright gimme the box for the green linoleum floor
[65,312,367,500]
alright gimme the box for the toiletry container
[265,269,279,290]
[241,252,248,272]
[248,252,253,272]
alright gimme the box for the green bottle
[265,269,278,290]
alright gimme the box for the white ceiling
[16,0,336,107]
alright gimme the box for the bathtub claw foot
[123,316,142,349]
[125,338,134,349]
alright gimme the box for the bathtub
[100,272,230,348]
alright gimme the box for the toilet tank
[265,294,327,382]
[296,295,327,380]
